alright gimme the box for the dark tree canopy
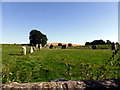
[106,40,111,44]
[68,43,72,47]
[58,43,62,46]
[85,39,111,45]
[92,40,105,45]
[29,30,48,46]
[85,42,90,45]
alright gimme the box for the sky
[2,2,118,45]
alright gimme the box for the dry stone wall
[1,79,120,89]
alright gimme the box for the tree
[58,43,62,46]
[85,42,90,45]
[92,39,105,45]
[68,43,72,47]
[116,42,119,44]
[106,40,111,44]
[29,30,48,46]
[85,39,107,45]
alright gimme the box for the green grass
[2,45,120,83]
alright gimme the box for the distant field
[2,44,120,83]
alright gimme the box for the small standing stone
[111,43,115,50]
[62,45,66,49]
[29,46,34,53]
[40,44,42,49]
[22,46,26,55]
[33,46,36,51]
[36,44,38,48]
[46,45,49,49]
[38,44,42,51]
[92,45,97,49]
[49,44,54,49]
[115,44,118,50]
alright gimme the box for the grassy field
[2,44,120,83]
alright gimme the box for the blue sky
[2,2,118,45]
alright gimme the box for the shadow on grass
[9,53,22,56]
[83,80,106,88]
[83,79,120,88]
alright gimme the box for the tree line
[85,39,119,45]
[29,29,119,47]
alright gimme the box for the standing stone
[118,44,120,51]
[62,45,66,49]
[36,44,38,48]
[22,46,26,55]
[46,45,49,49]
[111,43,115,50]
[29,46,34,53]
[115,44,118,50]
[49,44,54,49]
[38,44,42,51]
[92,45,97,49]
[33,46,36,51]
[40,44,42,49]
